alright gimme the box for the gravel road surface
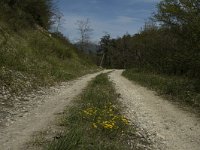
[109,70,200,150]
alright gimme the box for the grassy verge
[0,22,98,108]
[122,69,200,111]
[47,73,139,150]
[0,25,97,85]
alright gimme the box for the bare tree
[76,18,93,51]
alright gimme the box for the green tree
[155,0,200,77]
[155,0,200,46]
[0,0,54,29]
[98,34,111,67]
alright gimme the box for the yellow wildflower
[102,121,115,129]
[121,116,129,125]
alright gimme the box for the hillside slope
[0,22,97,125]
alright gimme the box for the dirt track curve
[0,71,109,150]
[109,70,200,150]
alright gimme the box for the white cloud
[115,16,134,24]
[114,16,143,25]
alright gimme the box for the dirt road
[109,70,200,150]
[1,70,200,150]
[0,71,108,150]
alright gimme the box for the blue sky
[57,0,161,42]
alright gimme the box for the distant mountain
[74,42,100,54]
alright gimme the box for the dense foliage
[0,0,53,30]
[98,0,200,79]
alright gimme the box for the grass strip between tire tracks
[48,73,137,150]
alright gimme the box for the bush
[0,0,53,30]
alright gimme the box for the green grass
[0,24,96,83]
[0,22,98,106]
[123,69,200,111]
[47,73,138,150]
